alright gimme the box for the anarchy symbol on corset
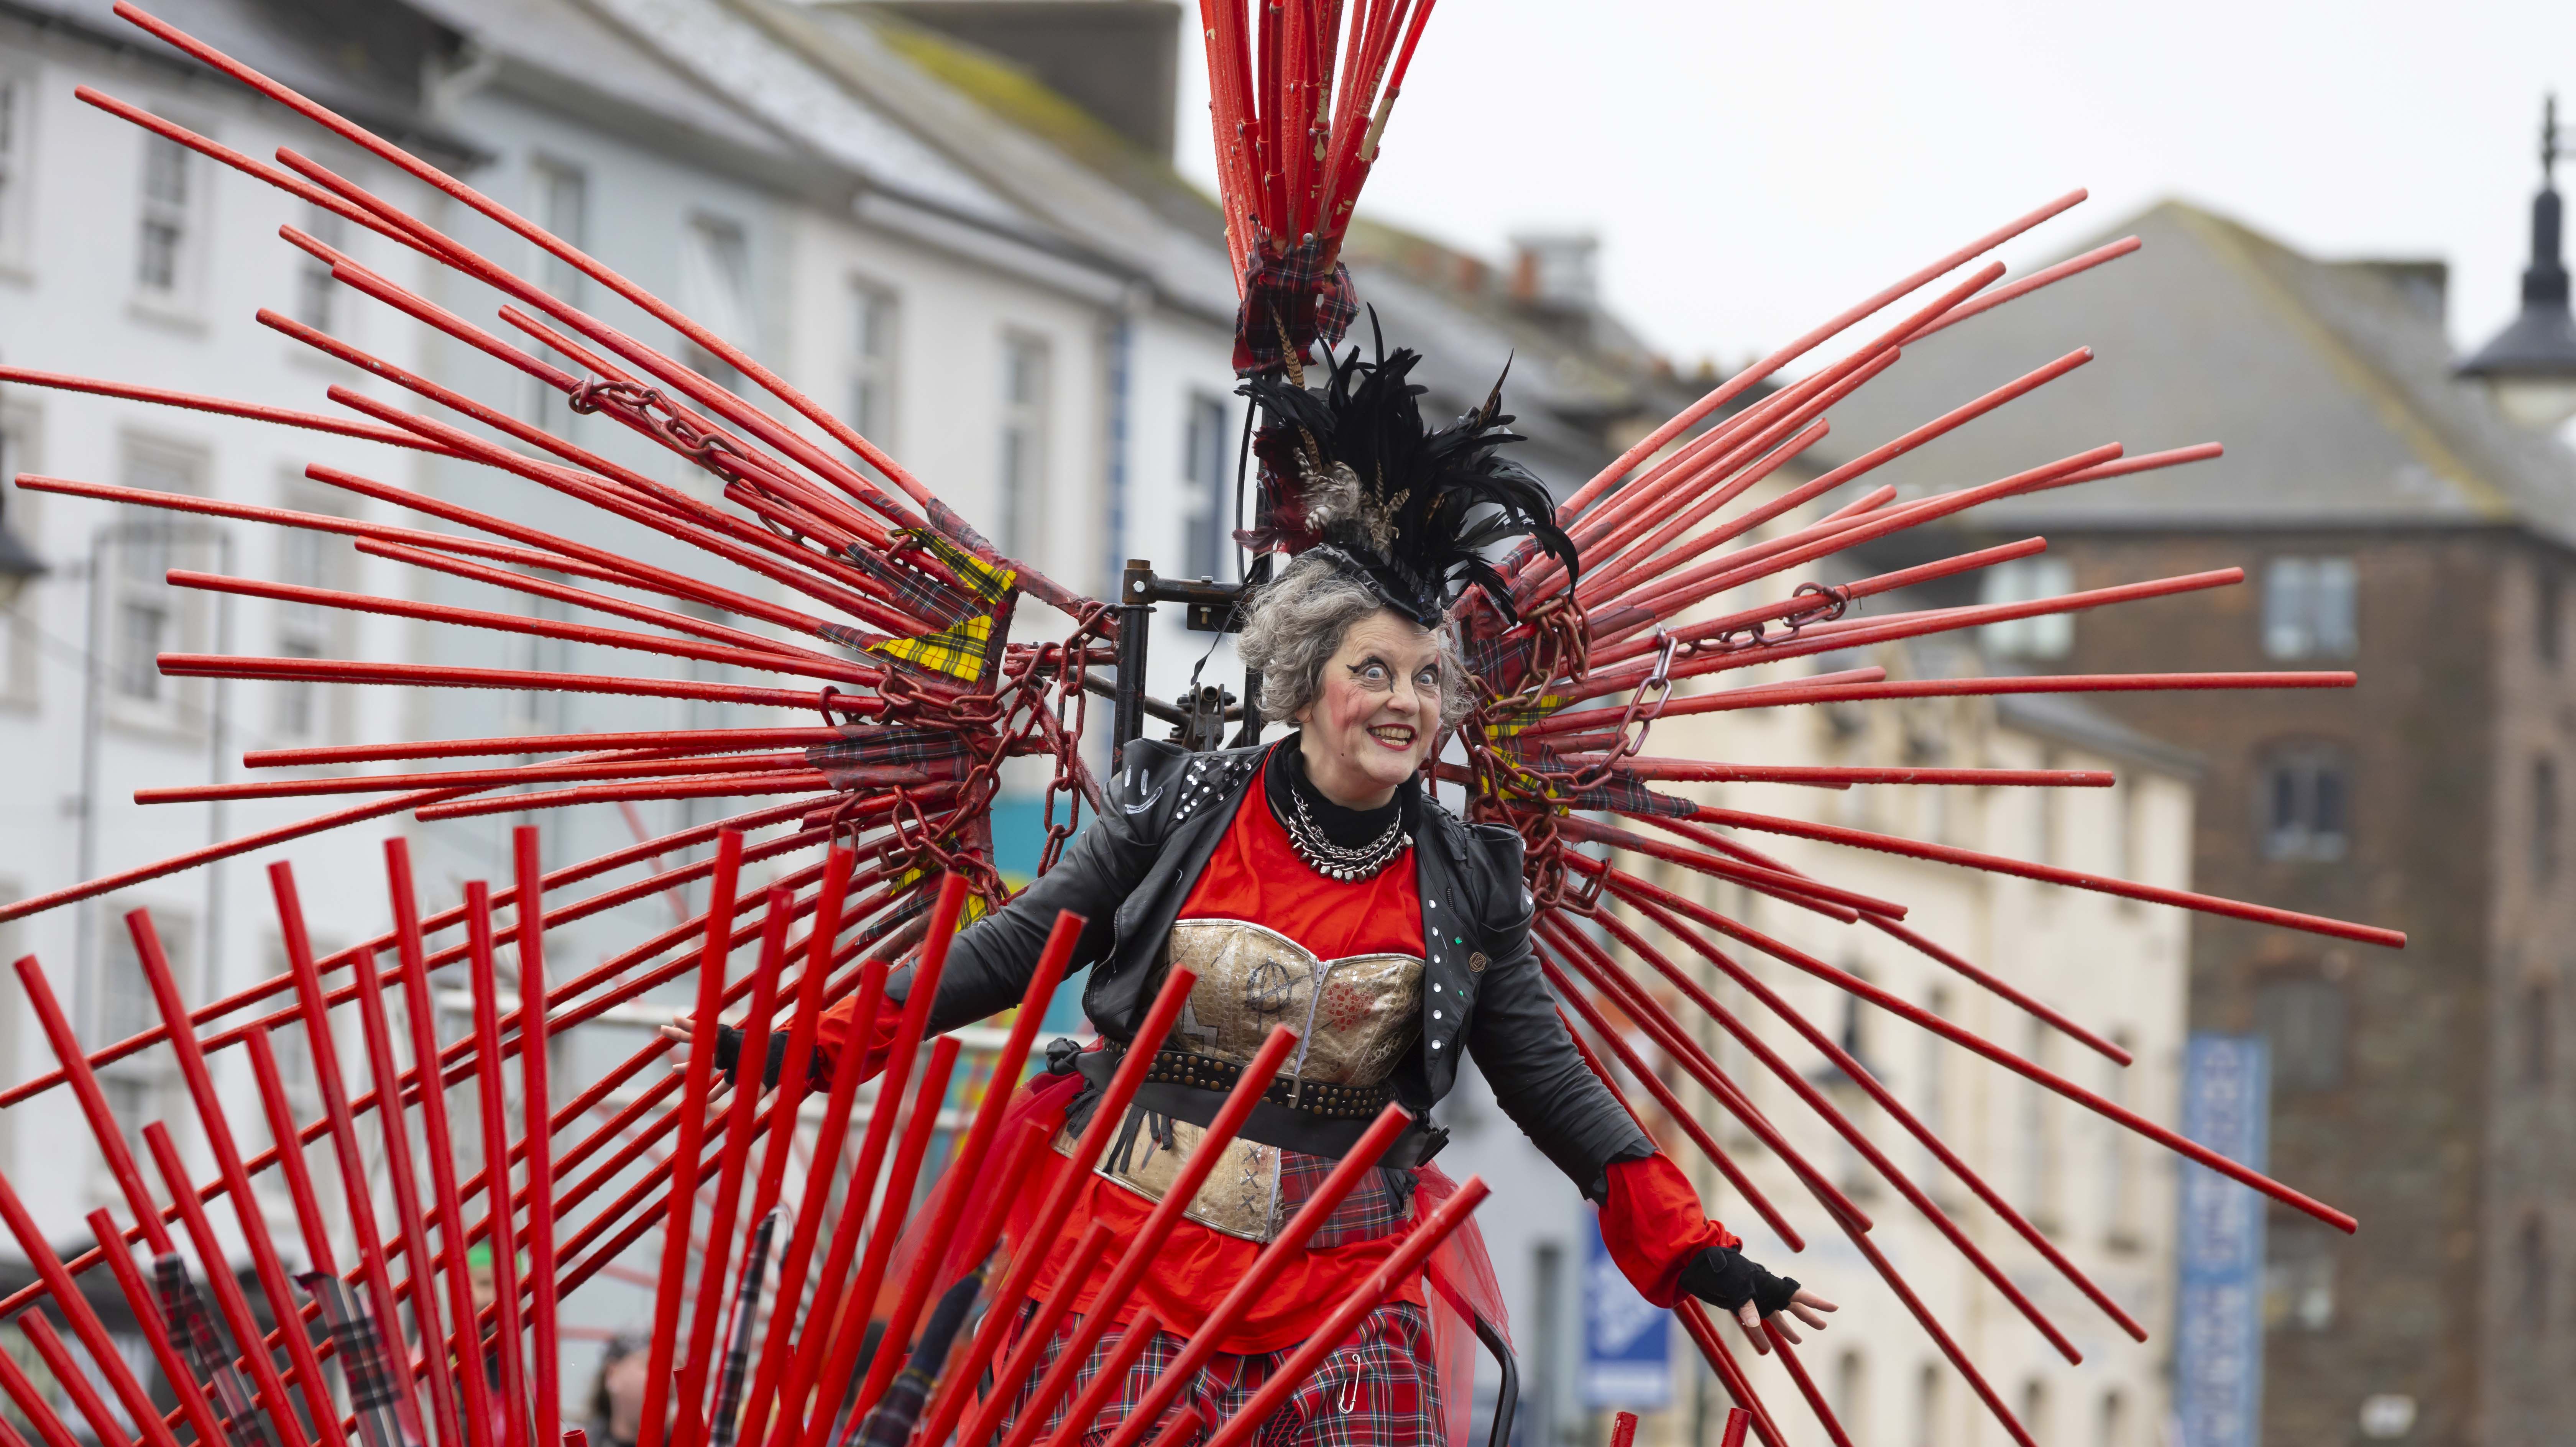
[1243,957,1295,1017]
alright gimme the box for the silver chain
[1281,787,1411,881]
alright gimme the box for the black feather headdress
[1240,330,1579,626]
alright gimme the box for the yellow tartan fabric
[871,614,998,682]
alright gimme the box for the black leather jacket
[892,738,1653,1195]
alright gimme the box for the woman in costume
[701,339,1834,1445]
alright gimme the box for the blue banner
[1580,1206,1670,1410]
[2174,1033,2270,1447]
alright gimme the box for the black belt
[1061,1041,1448,1168]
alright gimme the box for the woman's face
[1294,608,1444,809]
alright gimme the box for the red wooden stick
[15,1311,150,1447]
[0,1180,182,1447]
[1761,1322,1855,1447]
[79,1209,233,1447]
[140,1121,315,1447]
[641,830,745,1447]
[388,840,504,1447]
[248,726,843,769]
[1674,1301,1787,1447]
[848,909,1083,1415]
[1185,1175,1492,1447]
[996,1025,1302,1447]
[922,1218,1114,1442]
[514,828,565,1447]
[464,882,535,1447]
[938,966,1203,1447]
[672,889,796,1447]
[8,958,177,1250]
[1095,1102,1418,1447]
[127,910,355,1447]
[0,1333,80,1447]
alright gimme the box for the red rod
[849,909,1083,1415]
[464,883,536,1447]
[1186,1175,1492,1447]
[411,776,855,823]
[797,1036,964,1447]
[995,1025,1302,1447]
[513,829,565,1447]
[140,1122,315,1447]
[920,1219,1115,1447]
[247,726,844,770]
[141,750,831,806]
[0,1337,78,1447]
[671,889,795,1447]
[1565,909,2088,1360]
[154,650,881,713]
[1589,758,2111,788]
[128,911,355,1447]
[271,864,444,1435]
[1760,1323,1855,1447]
[1095,1103,1419,1447]
[745,851,857,1230]
[1618,863,2366,1230]
[773,876,975,1444]
[938,966,1205,1447]
[388,841,504,1447]
[345,942,472,1447]
[8,959,176,1249]
[640,830,744,1447]
[1674,1302,1787,1447]
[734,958,885,1447]
[79,1210,233,1447]
[0,1180,182,1447]
[1529,670,2359,737]
[1904,236,2143,342]
[15,1310,149,1447]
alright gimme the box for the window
[997,333,1050,558]
[678,213,751,390]
[1183,392,1235,581]
[2255,976,2347,1091]
[1832,1352,1868,1445]
[136,132,197,300]
[2262,556,2357,659]
[109,443,209,731]
[271,501,353,740]
[524,159,587,426]
[2019,1380,2049,1445]
[292,203,347,334]
[2542,563,2564,666]
[847,280,898,452]
[2259,743,2350,861]
[0,405,37,701]
[2535,756,2560,881]
[1912,1363,1943,1447]
[0,71,29,264]
[1978,556,2073,659]
[2102,1025,2143,1241]
[2096,1390,2129,1447]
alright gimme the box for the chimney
[1508,232,1600,312]
[873,3,1181,159]
[2458,96,2576,430]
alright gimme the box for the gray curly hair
[1237,552,1473,732]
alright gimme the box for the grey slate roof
[1804,200,2576,547]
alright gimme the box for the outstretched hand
[658,1012,696,1065]
[1738,1286,1837,1345]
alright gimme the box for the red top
[813,759,1736,1352]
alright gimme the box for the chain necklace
[1281,785,1412,882]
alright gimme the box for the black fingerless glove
[1681,1244,1799,1319]
[712,1026,790,1089]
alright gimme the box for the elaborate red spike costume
[0,5,2408,1447]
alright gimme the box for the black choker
[1268,741,1414,882]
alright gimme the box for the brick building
[1805,131,2576,1443]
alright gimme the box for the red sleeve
[812,983,907,1087]
[1598,1153,1740,1309]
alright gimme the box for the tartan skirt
[996,1300,1441,1447]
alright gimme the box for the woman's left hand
[1738,1286,1837,1344]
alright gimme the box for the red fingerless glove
[1598,1153,1740,1308]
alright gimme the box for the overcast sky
[1172,0,2576,374]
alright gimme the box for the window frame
[996,331,1051,560]
[104,436,214,737]
[1182,391,1236,582]
[131,118,214,317]
[0,64,36,273]
[2261,554,2358,660]
[846,277,900,456]
[0,398,43,706]
[268,481,358,743]
[524,156,590,426]
[2257,740,2352,862]
[1977,556,2073,660]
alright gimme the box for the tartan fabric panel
[996,1301,1439,1447]
[868,615,998,682]
[907,529,1018,605]
[154,1255,278,1447]
[296,1272,408,1447]
[1276,1156,1414,1250]
[847,548,983,632]
[805,725,974,783]
[1234,235,1358,376]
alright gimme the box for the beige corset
[1068,917,1424,1240]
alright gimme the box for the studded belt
[1131,1045,1394,1121]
